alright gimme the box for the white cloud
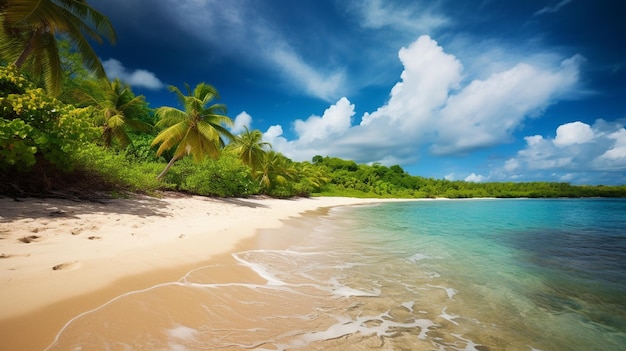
[257,35,582,167]
[501,120,626,182]
[294,97,354,143]
[464,173,487,182]
[553,121,595,147]
[102,58,164,90]
[504,158,520,172]
[432,55,583,155]
[262,98,353,162]
[559,173,576,182]
[231,111,252,135]
[444,173,455,181]
[361,35,463,130]
[165,0,344,101]
[534,0,573,16]
[269,48,345,101]
[595,128,626,169]
[349,0,449,34]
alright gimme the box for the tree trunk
[14,29,39,69]
[156,156,179,181]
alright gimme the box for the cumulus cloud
[554,121,595,147]
[596,128,626,169]
[103,58,164,90]
[262,98,354,162]
[432,54,583,155]
[501,120,626,182]
[294,97,355,143]
[231,111,252,135]
[464,173,488,182]
[361,35,463,129]
[258,35,582,167]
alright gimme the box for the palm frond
[153,82,237,179]
[56,0,116,43]
[155,107,188,128]
[112,126,131,148]
[1,0,116,94]
[62,24,108,77]
[41,32,62,95]
[168,85,187,108]
[194,82,219,99]
[152,122,189,156]
[107,114,125,128]
[196,120,219,141]
[125,118,152,133]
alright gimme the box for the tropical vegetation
[1,1,625,199]
[151,83,234,180]
[0,0,116,96]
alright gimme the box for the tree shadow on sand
[0,193,278,222]
[0,195,173,221]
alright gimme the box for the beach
[0,194,397,351]
[2,196,623,351]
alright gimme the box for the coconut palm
[295,162,330,191]
[152,83,234,180]
[227,127,271,177]
[80,78,152,148]
[256,151,296,194]
[0,0,116,95]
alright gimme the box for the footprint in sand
[52,261,82,271]
[18,235,41,243]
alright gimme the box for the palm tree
[256,151,296,194]
[227,127,271,177]
[295,162,330,192]
[80,78,152,148]
[0,0,116,95]
[152,83,234,180]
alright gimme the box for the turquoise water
[332,198,626,350]
[47,198,626,350]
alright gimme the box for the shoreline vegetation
[2,2,624,203]
[0,58,624,201]
[1,4,625,200]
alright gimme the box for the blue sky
[88,0,625,185]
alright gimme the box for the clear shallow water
[47,199,626,350]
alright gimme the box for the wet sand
[0,194,402,350]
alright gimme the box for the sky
[88,0,626,185]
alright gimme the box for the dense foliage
[0,65,96,171]
[312,156,626,198]
[0,2,624,199]
[1,62,626,199]
[0,0,116,95]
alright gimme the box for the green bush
[0,65,98,171]
[165,155,258,197]
[73,144,164,193]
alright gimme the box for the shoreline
[0,194,411,350]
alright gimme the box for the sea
[46,198,626,351]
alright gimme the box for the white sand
[0,194,397,319]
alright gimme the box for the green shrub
[166,155,258,197]
[73,144,164,193]
[0,65,98,171]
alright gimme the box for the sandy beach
[0,193,397,350]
